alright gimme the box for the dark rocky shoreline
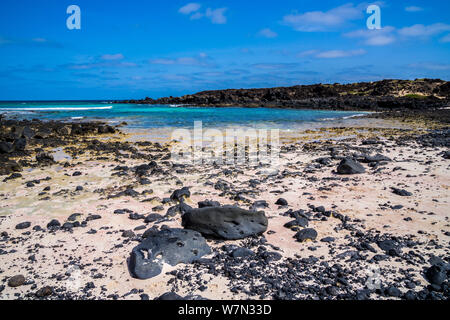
[0,118,118,176]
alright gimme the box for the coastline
[116,79,450,114]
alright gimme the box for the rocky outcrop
[118,79,450,112]
[0,118,120,177]
[182,206,268,240]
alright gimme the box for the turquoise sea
[0,101,367,129]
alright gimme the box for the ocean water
[0,101,367,130]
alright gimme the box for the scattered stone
[294,228,318,242]
[425,265,447,286]
[36,152,54,164]
[337,158,365,174]
[35,286,53,298]
[377,239,402,256]
[275,198,288,206]
[362,154,392,163]
[321,237,336,243]
[8,275,26,287]
[47,219,61,229]
[391,188,413,197]
[86,214,101,221]
[122,230,135,238]
[170,187,191,202]
[15,222,31,230]
[62,222,74,230]
[166,203,192,217]
[284,217,309,229]
[3,173,22,182]
[386,286,402,297]
[68,213,81,222]
[251,200,269,210]
[231,248,255,258]
[155,292,185,300]
[144,214,163,223]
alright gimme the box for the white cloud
[316,49,366,58]
[65,55,136,70]
[179,5,227,25]
[258,28,278,38]
[345,23,450,45]
[344,26,396,46]
[299,49,366,59]
[405,6,423,12]
[32,38,48,43]
[365,35,395,46]
[150,53,213,67]
[408,62,450,71]
[190,12,204,20]
[282,3,363,32]
[252,63,300,70]
[205,8,227,24]
[398,23,450,37]
[150,58,176,65]
[179,3,201,15]
[101,54,124,61]
[297,50,319,57]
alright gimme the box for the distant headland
[117,79,450,112]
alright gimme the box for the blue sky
[0,0,449,100]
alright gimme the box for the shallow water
[0,101,367,130]
[52,147,72,162]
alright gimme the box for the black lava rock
[391,188,413,197]
[36,152,54,163]
[294,228,318,242]
[275,198,288,206]
[170,187,191,202]
[425,265,447,286]
[198,200,221,208]
[231,248,255,258]
[144,213,163,223]
[337,158,366,174]
[155,292,185,300]
[15,222,31,230]
[284,217,309,229]
[35,286,53,298]
[129,228,211,280]
[47,219,61,229]
[8,275,26,287]
[182,206,268,240]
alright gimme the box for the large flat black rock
[182,206,268,240]
[129,228,211,280]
